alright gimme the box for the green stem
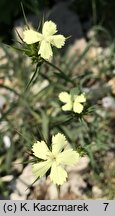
[43,58,64,74]
[43,58,74,84]
[24,63,40,92]
[56,185,60,198]
[51,116,73,127]
[92,0,97,25]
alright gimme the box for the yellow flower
[32,133,79,185]
[23,21,66,60]
[59,92,86,113]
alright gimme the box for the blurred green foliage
[0,0,115,200]
[0,0,51,43]
[71,0,115,34]
[1,0,115,43]
[0,33,115,198]
[0,0,50,24]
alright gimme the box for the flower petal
[50,162,67,185]
[62,103,72,111]
[50,35,65,48]
[42,21,57,36]
[59,92,71,103]
[32,160,52,178]
[59,92,72,111]
[23,29,42,44]
[32,141,50,160]
[52,133,67,155]
[73,101,84,113]
[74,94,86,103]
[57,149,80,165]
[38,40,53,60]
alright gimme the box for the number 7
[103,203,109,211]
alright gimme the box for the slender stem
[21,2,29,29]
[43,58,74,84]
[38,69,52,83]
[43,58,64,74]
[24,63,40,92]
[92,0,97,25]
[51,116,73,127]
[56,185,60,198]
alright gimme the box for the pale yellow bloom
[23,21,66,60]
[59,92,86,113]
[32,133,79,185]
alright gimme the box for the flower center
[46,152,56,162]
[50,154,57,161]
[42,35,51,43]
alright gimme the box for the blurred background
[0,0,115,200]
[1,0,115,44]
